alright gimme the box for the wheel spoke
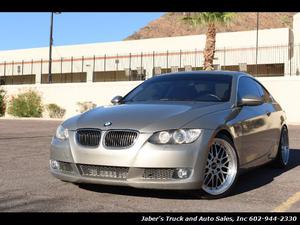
[204,173,210,184]
[220,153,228,160]
[206,174,213,186]
[216,145,221,157]
[219,171,225,182]
[209,151,214,159]
[212,174,216,188]
[220,148,225,159]
[222,159,230,165]
[217,174,223,186]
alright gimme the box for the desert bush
[77,101,97,113]
[0,89,6,116]
[46,103,66,118]
[8,90,43,117]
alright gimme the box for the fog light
[50,160,59,170]
[175,168,190,179]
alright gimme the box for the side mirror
[111,95,123,105]
[238,96,263,107]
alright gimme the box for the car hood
[63,102,230,132]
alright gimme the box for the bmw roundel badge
[104,121,112,127]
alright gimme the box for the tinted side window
[237,77,261,101]
[261,85,274,103]
[253,80,274,103]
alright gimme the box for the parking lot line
[272,191,300,212]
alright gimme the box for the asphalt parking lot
[0,119,299,212]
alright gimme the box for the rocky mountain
[125,12,296,40]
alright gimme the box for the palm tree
[183,12,235,70]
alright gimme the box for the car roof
[151,70,252,80]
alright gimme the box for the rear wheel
[202,134,239,198]
[273,127,290,168]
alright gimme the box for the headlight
[158,131,172,144]
[55,125,69,140]
[149,129,202,145]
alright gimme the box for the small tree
[183,12,235,70]
[8,90,43,117]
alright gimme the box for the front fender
[183,108,242,165]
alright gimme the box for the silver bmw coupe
[50,71,290,198]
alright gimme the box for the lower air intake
[142,168,176,180]
[77,164,129,179]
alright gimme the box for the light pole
[48,12,54,83]
[255,12,259,76]
[48,12,60,83]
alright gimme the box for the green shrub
[8,90,43,117]
[46,103,66,118]
[77,101,97,113]
[0,89,6,117]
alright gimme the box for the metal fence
[0,44,300,85]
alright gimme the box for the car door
[257,83,282,158]
[236,76,273,167]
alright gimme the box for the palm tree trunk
[203,23,216,70]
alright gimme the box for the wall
[258,76,300,124]
[3,81,142,119]
[3,76,300,124]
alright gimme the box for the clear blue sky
[0,12,164,51]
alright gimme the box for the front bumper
[50,129,214,190]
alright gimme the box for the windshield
[123,74,232,103]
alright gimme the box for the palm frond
[183,12,235,27]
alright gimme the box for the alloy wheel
[202,138,238,196]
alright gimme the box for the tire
[273,126,290,168]
[201,134,239,199]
